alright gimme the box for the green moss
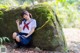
[0,4,67,52]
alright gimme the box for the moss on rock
[0,4,67,52]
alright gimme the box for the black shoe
[13,43,21,49]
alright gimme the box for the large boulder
[0,4,67,52]
[27,4,67,52]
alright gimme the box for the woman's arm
[16,24,22,32]
[25,27,35,38]
[16,19,22,32]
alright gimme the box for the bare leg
[12,32,17,39]
[16,36,20,42]
[12,32,21,48]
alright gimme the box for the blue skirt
[16,32,32,46]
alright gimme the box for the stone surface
[0,4,67,52]
[28,4,67,52]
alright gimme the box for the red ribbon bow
[23,22,30,30]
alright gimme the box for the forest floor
[2,28,80,53]
[63,28,80,53]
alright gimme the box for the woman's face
[23,12,30,20]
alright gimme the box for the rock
[34,47,42,51]
[27,4,67,52]
[0,4,67,52]
[0,45,7,53]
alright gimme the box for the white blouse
[19,18,37,33]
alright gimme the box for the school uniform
[16,18,37,46]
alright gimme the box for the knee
[12,32,17,39]
[13,32,17,35]
[16,36,20,42]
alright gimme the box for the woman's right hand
[16,19,20,25]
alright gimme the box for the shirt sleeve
[31,19,37,28]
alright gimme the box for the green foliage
[0,11,3,16]
[56,0,66,5]
[0,37,10,45]
[0,4,9,10]
[0,38,2,45]
[67,0,79,4]
[51,0,80,28]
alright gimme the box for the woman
[12,10,37,48]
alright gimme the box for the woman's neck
[26,18,31,22]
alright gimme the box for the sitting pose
[12,10,37,48]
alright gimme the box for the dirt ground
[5,44,60,53]
[63,28,80,53]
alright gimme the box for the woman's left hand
[23,35,29,38]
